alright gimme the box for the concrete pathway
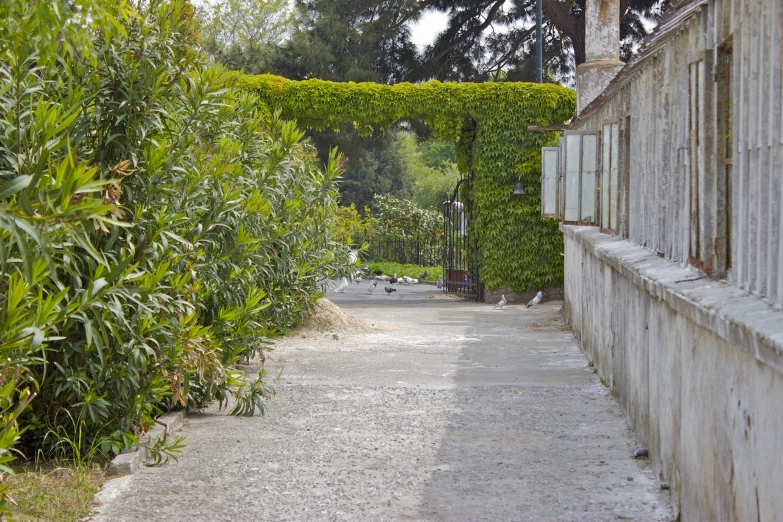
[94,284,673,521]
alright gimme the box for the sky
[409,10,450,51]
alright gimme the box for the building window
[688,59,703,265]
[601,122,620,232]
[621,114,631,239]
[715,38,732,278]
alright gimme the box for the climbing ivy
[238,74,575,293]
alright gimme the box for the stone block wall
[563,225,783,520]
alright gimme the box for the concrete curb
[106,410,187,477]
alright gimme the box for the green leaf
[0,176,32,201]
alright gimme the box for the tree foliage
[239,73,575,292]
[259,0,667,83]
[396,136,461,211]
[308,127,416,210]
[333,204,375,245]
[197,0,293,74]
[371,194,442,239]
[422,0,668,79]
[272,0,421,83]
[0,0,348,490]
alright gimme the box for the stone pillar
[575,0,625,113]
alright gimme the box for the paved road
[94,284,673,521]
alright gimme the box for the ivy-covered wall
[238,74,575,293]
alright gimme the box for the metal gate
[442,174,483,300]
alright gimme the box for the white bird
[353,275,362,284]
[372,277,378,287]
[334,277,349,293]
[493,295,507,309]
[526,291,543,308]
[402,275,413,285]
[368,283,375,294]
[436,276,443,289]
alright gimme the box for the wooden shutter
[563,130,600,225]
[541,147,559,217]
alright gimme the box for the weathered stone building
[540,0,783,518]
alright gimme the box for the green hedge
[0,0,349,482]
[238,74,575,293]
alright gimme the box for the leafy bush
[333,204,375,246]
[371,194,442,240]
[0,0,347,489]
[364,262,441,281]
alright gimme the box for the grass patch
[364,261,442,281]
[5,464,107,521]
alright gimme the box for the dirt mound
[294,299,374,333]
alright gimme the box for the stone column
[575,0,625,113]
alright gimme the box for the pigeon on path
[334,277,349,293]
[384,286,397,295]
[402,275,413,285]
[526,291,543,308]
[418,270,428,280]
[372,277,378,287]
[389,273,398,285]
[436,275,443,289]
[368,283,375,294]
[353,275,362,284]
[493,295,507,310]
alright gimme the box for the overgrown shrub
[371,195,442,240]
[333,204,375,246]
[0,0,347,485]
[352,195,442,267]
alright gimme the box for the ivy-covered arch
[238,74,575,293]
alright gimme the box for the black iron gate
[442,173,483,300]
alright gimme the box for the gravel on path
[93,284,673,521]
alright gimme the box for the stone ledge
[106,409,187,477]
[561,224,783,374]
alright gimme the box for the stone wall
[562,225,783,520]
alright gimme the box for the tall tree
[309,127,416,210]
[273,0,421,83]
[197,0,293,74]
[422,0,668,80]
[267,1,427,209]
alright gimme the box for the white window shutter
[581,134,598,224]
[610,123,619,230]
[564,133,582,222]
[541,147,559,217]
[562,131,600,225]
[558,136,566,218]
[601,123,621,232]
